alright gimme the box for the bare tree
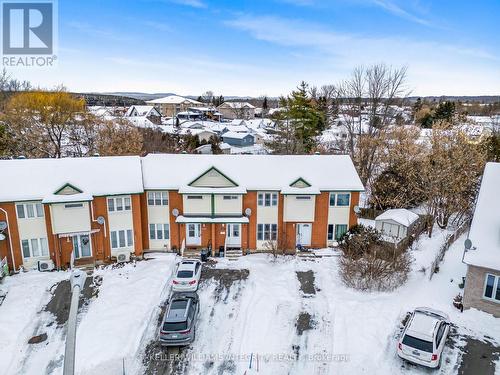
[336,64,410,185]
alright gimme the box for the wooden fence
[428,221,470,280]
[395,215,430,252]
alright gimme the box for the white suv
[397,307,450,369]
[172,259,202,292]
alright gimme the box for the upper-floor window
[187,195,203,200]
[16,202,44,219]
[329,193,350,207]
[258,192,278,207]
[108,196,131,213]
[148,191,168,206]
[223,195,238,200]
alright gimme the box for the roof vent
[314,151,320,155]
[93,153,100,157]
[17,155,26,159]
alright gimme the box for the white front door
[296,223,312,247]
[73,234,92,259]
[186,223,201,246]
[226,224,241,247]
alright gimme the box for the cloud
[224,14,500,95]
[369,0,430,26]
[169,0,206,8]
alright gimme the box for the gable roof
[142,154,364,192]
[464,162,500,270]
[222,131,254,140]
[146,95,202,105]
[375,209,419,227]
[218,102,255,109]
[188,166,238,187]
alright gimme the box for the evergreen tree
[262,96,268,110]
[267,81,325,154]
[433,101,455,123]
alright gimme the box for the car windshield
[402,334,434,353]
[162,321,187,332]
[177,270,194,278]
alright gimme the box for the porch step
[225,249,243,260]
[297,251,317,259]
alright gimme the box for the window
[258,193,278,207]
[328,224,334,241]
[484,274,500,302]
[335,224,348,240]
[149,223,170,240]
[16,203,44,219]
[329,193,336,206]
[295,196,311,200]
[329,193,351,207]
[436,323,446,346]
[64,203,84,209]
[187,195,203,200]
[402,335,433,353]
[20,237,49,258]
[111,229,134,249]
[148,191,168,206]
[108,196,132,212]
[257,223,278,241]
[223,195,238,200]
[336,193,350,207]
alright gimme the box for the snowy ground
[1,228,499,375]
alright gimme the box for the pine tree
[267,82,325,154]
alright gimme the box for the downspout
[0,207,16,272]
[90,200,106,238]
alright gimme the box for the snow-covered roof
[218,102,255,109]
[464,162,500,270]
[124,105,159,117]
[142,154,364,191]
[0,156,144,202]
[222,131,254,140]
[147,95,202,105]
[375,209,419,227]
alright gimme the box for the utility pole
[63,269,87,375]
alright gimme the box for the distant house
[146,95,203,117]
[221,131,255,147]
[217,102,256,120]
[124,105,162,127]
[375,209,419,244]
[463,162,500,317]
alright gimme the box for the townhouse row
[0,154,364,271]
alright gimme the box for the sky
[9,0,500,97]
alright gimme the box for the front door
[226,224,241,247]
[73,234,92,259]
[296,223,312,247]
[186,223,201,246]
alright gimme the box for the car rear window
[162,321,187,332]
[402,334,433,353]
[177,270,194,278]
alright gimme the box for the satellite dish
[353,205,361,214]
[464,238,473,250]
[0,221,7,231]
[97,216,105,225]
[0,233,5,241]
[172,208,179,217]
[244,208,252,216]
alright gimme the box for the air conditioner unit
[116,251,130,263]
[38,259,55,272]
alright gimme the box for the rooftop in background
[464,162,500,270]
[146,95,202,105]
